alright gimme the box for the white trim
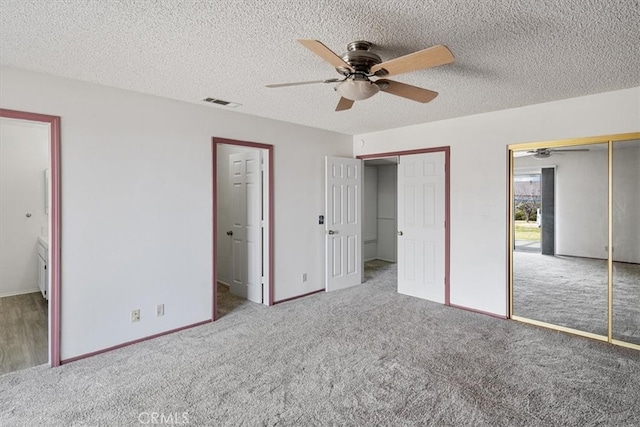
[261,148,271,306]
[0,288,41,298]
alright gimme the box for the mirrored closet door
[612,138,640,346]
[510,133,640,350]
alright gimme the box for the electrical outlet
[302,273,307,282]
[156,304,164,317]
[131,309,140,323]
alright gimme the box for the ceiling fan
[518,148,590,159]
[266,39,454,111]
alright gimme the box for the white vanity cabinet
[37,237,48,300]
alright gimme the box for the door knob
[226,231,233,236]
[397,231,403,236]
[328,230,336,235]
[26,212,32,218]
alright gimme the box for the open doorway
[0,109,61,373]
[513,172,542,253]
[356,147,450,306]
[363,157,398,287]
[213,138,273,320]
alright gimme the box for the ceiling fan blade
[376,79,438,103]
[335,97,354,111]
[298,39,354,71]
[266,78,341,88]
[513,151,534,158]
[371,45,454,77]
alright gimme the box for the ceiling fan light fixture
[533,152,551,159]
[335,79,380,101]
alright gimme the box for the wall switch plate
[156,304,164,317]
[131,309,140,322]
[302,273,307,282]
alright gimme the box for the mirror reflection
[612,139,640,345]
[512,143,608,336]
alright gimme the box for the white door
[397,152,446,303]
[229,150,262,303]
[325,156,362,292]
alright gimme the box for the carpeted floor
[1,260,639,426]
[363,258,397,284]
[513,252,640,344]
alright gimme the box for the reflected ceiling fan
[266,39,454,111]
[525,148,590,159]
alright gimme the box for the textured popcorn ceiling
[1,1,639,135]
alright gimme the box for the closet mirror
[612,139,640,345]
[512,142,609,337]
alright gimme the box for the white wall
[363,166,378,261]
[0,118,49,297]
[354,87,640,316]
[376,164,397,262]
[363,164,397,263]
[555,150,609,259]
[0,66,351,360]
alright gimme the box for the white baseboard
[216,279,231,288]
[0,288,40,298]
[373,257,397,263]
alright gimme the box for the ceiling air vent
[202,97,241,108]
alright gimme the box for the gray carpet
[1,260,639,426]
[513,252,640,344]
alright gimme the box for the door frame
[0,108,61,367]
[212,137,274,319]
[357,146,451,305]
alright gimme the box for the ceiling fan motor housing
[337,40,383,75]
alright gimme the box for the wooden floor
[0,292,48,375]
